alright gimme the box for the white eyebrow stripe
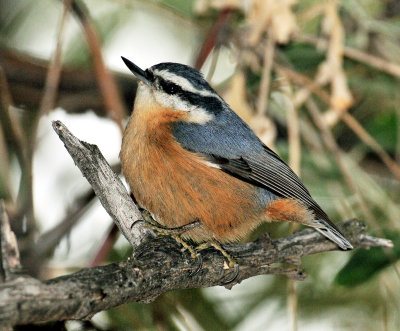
[153,69,220,99]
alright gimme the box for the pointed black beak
[121,56,151,86]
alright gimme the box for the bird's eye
[164,84,177,94]
[160,80,179,95]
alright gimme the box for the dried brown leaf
[195,0,298,45]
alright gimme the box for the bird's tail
[311,219,353,250]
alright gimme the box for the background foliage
[1,0,400,330]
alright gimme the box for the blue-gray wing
[172,108,330,222]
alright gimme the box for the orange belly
[120,106,266,243]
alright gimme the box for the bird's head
[121,57,224,124]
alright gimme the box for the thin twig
[256,33,275,116]
[0,66,25,179]
[194,8,233,70]
[275,64,331,105]
[13,0,71,238]
[39,0,70,114]
[33,190,96,259]
[297,34,400,78]
[89,223,118,267]
[306,98,374,222]
[341,112,400,182]
[278,73,300,331]
[275,65,400,183]
[276,64,400,183]
[69,0,126,131]
[206,46,220,82]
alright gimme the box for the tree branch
[0,121,392,326]
[51,120,152,249]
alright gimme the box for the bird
[119,56,353,275]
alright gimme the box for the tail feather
[313,219,353,250]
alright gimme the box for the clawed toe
[222,264,239,285]
[189,253,203,277]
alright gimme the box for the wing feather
[203,150,330,221]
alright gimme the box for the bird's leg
[140,208,201,236]
[139,209,203,274]
[196,240,239,284]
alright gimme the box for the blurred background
[1,0,400,330]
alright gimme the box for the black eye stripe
[156,77,223,114]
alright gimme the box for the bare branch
[0,219,392,326]
[51,120,152,249]
[297,34,400,79]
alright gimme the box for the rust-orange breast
[120,103,266,243]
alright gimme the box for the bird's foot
[196,240,239,285]
[139,209,203,275]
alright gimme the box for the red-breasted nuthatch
[120,57,353,272]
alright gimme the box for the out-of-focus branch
[280,75,300,331]
[194,8,234,70]
[39,0,70,115]
[21,189,96,275]
[341,112,400,182]
[256,33,275,116]
[306,98,374,222]
[297,34,400,78]
[277,64,400,182]
[274,65,330,105]
[68,0,126,131]
[0,66,24,173]
[0,47,137,115]
[89,223,119,267]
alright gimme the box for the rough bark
[0,121,392,326]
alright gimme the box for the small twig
[275,64,331,106]
[194,8,233,70]
[256,33,275,116]
[206,46,220,82]
[69,0,126,131]
[306,98,374,222]
[341,112,400,182]
[33,189,96,259]
[0,65,33,235]
[89,223,118,267]
[276,65,400,182]
[278,74,300,331]
[39,0,70,114]
[297,34,400,79]
[0,66,25,183]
